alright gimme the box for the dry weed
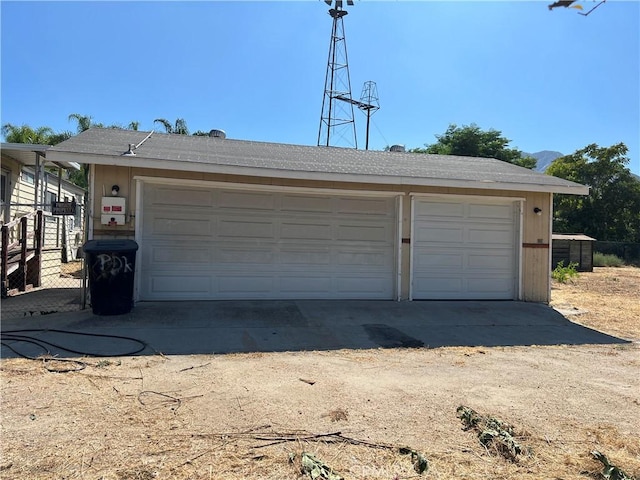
[551,266,640,340]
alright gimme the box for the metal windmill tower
[317,0,358,148]
[337,80,380,150]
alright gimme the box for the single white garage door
[140,183,397,300]
[412,197,519,300]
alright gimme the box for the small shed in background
[552,234,596,272]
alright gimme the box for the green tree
[411,123,537,169]
[547,143,640,242]
[66,113,101,189]
[68,113,139,132]
[1,123,54,144]
[66,114,140,188]
[68,113,98,133]
[48,131,73,145]
[153,118,189,135]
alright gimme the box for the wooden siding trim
[523,243,550,248]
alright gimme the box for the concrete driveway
[0,300,628,359]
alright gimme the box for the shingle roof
[552,234,596,241]
[46,128,588,194]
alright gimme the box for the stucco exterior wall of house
[91,164,553,302]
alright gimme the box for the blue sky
[1,1,639,174]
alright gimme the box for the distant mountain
[524,150,640,181]
[524,150,564,172]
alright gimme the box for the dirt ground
[1,267,639,480]
[550,266,640,342]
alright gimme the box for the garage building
[47,128,588,303]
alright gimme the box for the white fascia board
[46,150,590,196]
[51,161,82,171]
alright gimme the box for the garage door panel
[281,195,333,213]
[337,249,390,267]
[218,190,276,210]
[279,276,332,294]
[467,277,513,293]
[414,251,463,268]
[467,252,513,269]
[151,275,211,294]
[218,219,275,239]
[149,187,213,207]
[151,245,212,264]
[413,197,517,300]
[219,275,274,294]
[141,184,396,300]
[416,201,464,218]
[337,197,394,216]
[467,227,513,244]
[281,221,333,240]
[150,217,212,236]
[216,247,275,264]
[414,277,463,294]
[337,276,390,295]
[337,223,393,243]
[416,226,464,243]
[468,203,513,219]
[279,248,331,265]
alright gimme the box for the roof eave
[45,150,590,196]
[1,142,51,152]
[1,143,81,170]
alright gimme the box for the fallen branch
[256,431,428,474]
[592,451,634,480]
[178,362,211,372]
[138,390,182,411]
[300,452,343,480]
[456,405,524,461]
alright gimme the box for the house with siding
[1,144,86,292]
[47,128,588,303]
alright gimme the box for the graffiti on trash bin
[92,253,133,280]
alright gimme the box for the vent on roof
[209,129,226,139]
[389,144,405,152]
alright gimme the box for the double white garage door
[140,183,397,300]
[138,182,519,301]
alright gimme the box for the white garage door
[139,183,397,300]
[412,197,519,300]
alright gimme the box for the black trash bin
[83,239,139,315]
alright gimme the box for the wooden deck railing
[1,210,43,297]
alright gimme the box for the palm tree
[48,131,73,145]
[153,118,189,135]
[68,113,96,133]
[1,123,54,144]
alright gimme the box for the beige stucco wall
[91,165,554,303]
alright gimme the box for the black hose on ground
[1,329,149,372]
